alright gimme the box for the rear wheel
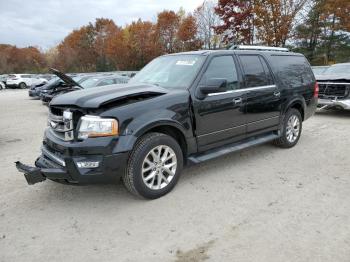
[274,108,302,148]
[123,132,183,199]
[19,82,27,89]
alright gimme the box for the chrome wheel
[141,145,177,190]
[286,114,300,143]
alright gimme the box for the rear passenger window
[201,56,239,91]
[269,55,314,88]
[239,55,272,88]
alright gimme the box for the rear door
[192,55,247,151]
[237,54,281,135]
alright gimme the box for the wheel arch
[285,99,306,121]
[135,122,189,162]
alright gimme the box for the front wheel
[274,108,302,148]
[123,132,183,199]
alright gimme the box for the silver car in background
[316,63,350,110]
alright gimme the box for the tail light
[314,82,319,98]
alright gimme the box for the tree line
[0,0,349,74]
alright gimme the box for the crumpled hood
[316,74,350,81]
[50,83,168,108]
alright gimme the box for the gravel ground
[1,90,349,262]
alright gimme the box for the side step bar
[188,133,280,164]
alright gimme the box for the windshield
[47,77,58,85]
[80,78,100,88]
[129,55,205,89]
[324,64,350,75]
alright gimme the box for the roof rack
[230,45,289,52]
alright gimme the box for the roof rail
[230,45,289,52]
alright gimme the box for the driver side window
[200,56,239,91]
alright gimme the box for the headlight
[78,115,118,139]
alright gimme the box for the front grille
[318,82,350,99]
[49,106,74,141]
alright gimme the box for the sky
[0,0,204,50]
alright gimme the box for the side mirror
[199,78,227,95]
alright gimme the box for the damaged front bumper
[318,98,350,110]
[15,160,69,185]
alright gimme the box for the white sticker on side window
[176,60,196,66]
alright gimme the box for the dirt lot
[0,90,349,262]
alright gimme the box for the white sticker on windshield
[176,60,196,66]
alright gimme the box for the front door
[192,55,247,152]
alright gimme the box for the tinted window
[269,55,314,87]
[201,56,239,91]
[239,55,271,88]
[260,57,274,85]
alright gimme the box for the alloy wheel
[141,145,177,190]
[286,114,300,143]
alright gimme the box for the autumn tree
[214,0,255,45]
[55,25,97,72]
[123,19,161,70]
[156,10,181,53]
[0,44,46,74]
[194,0,223,49]
[177,15,201,51]
[93,18,121,71]
[254,0,307,46]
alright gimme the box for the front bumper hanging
[15,157,71,185]
[15,161,46,185]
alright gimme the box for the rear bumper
[318,98,350,110]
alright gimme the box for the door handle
[274,91,281,97]
[233,97,243,105]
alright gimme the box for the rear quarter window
[269,55,314,88]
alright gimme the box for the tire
[123,132,183,199]
[274,108,302,148]
[19,82,27,89]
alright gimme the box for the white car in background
[6,74,48,89]
[0,81,5,90]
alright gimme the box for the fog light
[77,161,100,168]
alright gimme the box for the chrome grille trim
[48,108,74,141]
[41,146,66,167]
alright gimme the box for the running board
[188,133,280,164]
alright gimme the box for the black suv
[16,46,318,199]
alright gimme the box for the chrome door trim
[197,124,246,138]
[208,85,277,97]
